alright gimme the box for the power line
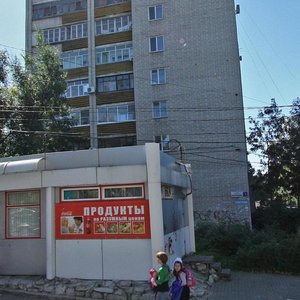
[237,18,287,105]
[0,103,295,114]
[239,5,297,82]
[2,41,294,109]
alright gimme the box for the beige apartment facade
[25,0,251,225]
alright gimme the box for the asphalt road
[207,271,300,300]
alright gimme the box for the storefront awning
[0,157,45,175]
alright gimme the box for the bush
[235,235,300,274]
[195,223,251,256]
[195,222,300,274]
[252,207,300,234]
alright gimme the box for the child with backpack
[170,257,193,300]
[154,251,171,300]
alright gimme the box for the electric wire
[237,18,287,105]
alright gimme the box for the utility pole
[87,0,98,149]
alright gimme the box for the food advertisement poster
[55,200,151,239]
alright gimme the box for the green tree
[0,35,87,157]
[247,98,300,208]
[0,50,9,85]
[247,99,286,203]
[281,98,300,207]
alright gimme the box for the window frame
[60,187,101,202]
[97,102,135,124]
[95,14,132,36]
[151,68,166,85]
[97,73,134,93]
[66,79,89,98]
[149,35,164,52]
[95,42,133,65]
[43,22,88,44]
[148,4,163,21]
[152,100,168,118]
[102,184,145,200]
[61,48,88,70]
[72,108,90,126]
[154,134,170,150]
[5,190,41,239]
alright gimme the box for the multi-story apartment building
[26,0,251,224]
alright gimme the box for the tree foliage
[247,98,300,208]
[0,35,87,157]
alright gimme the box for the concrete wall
[0,191,46,275]
[56,239,152,280]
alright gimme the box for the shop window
[102,184,144,200]
[61,187,100,201]
[6,190,41,238]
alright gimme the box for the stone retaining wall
[0,256,225,299]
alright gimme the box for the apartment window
[150,36,164,52]
[97,73,134,92]
[72,109,89,126]
[153,100,168,118]
[95,0,129,8]
[43,22,88,44]
[61,49,88,70]
[149,5,163,20]
[66,79,89,98]
[96,42,133,65]
[99,135,136,148]
[95,14,132,35]
[151,68,166,85]
[155,135,170,150]
[33,0,87,20]
[6,190,40,238]
[98,102,135,123]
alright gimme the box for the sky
[0,0,299,168]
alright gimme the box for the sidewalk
[207,271,300,300]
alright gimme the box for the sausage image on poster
[60,216,84,234]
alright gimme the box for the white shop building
[0,143,195,280]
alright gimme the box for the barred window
[6,191,41,238]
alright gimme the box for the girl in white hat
[170,257,190,300]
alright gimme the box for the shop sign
[231,191,248,198]
[56,200,151,239]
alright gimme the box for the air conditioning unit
[87,86,95,94]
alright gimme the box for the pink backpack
[183,267,196,288]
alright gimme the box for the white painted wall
[0,145,195,279]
